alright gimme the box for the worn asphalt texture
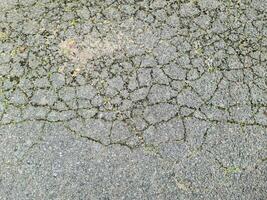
[0,0,266,199]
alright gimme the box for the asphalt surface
[0,0,266,199]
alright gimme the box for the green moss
[144,144,159,156]
[208,66,216,73]
[191,0,199,5]
[224,166,241,174]
[47,71,52,78]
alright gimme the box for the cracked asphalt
[0,0,266,199]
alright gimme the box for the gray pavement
[0,0,266,199]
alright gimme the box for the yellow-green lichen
[0,32,8,42]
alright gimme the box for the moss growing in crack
[191,0,199,5]
[208,66,216,73]
[239,121,247,133]
[3,99,9,110]
[224,166,241,174]
[144,144,160,156]
[47,71,52,79]
[103,96,111,105]
[187,149,200,158]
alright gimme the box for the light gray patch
[137,68,152,87]
[107,76,124,92]
[163,63,187,80]
[10,89,28,105]
[31,89,57,106]
[198,0,221,10]
[50,73,65,88]
[144,103,178,124]
[59,86,76,102]
[130,87,149,102]
[177,88,203,108]
[148,84,175,104]
[82,119,112,144]
[22,106,49,120]
[255,107,267,126]
[229,105,254,123]
[76,85,97,100]
[154,41,176,65]
[110,121,132,142]
[145,118,185,145]
[180,3,199,17]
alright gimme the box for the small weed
[70,19,78,26]
[195,47,203,55]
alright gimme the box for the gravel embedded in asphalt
[0,0,266,199]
